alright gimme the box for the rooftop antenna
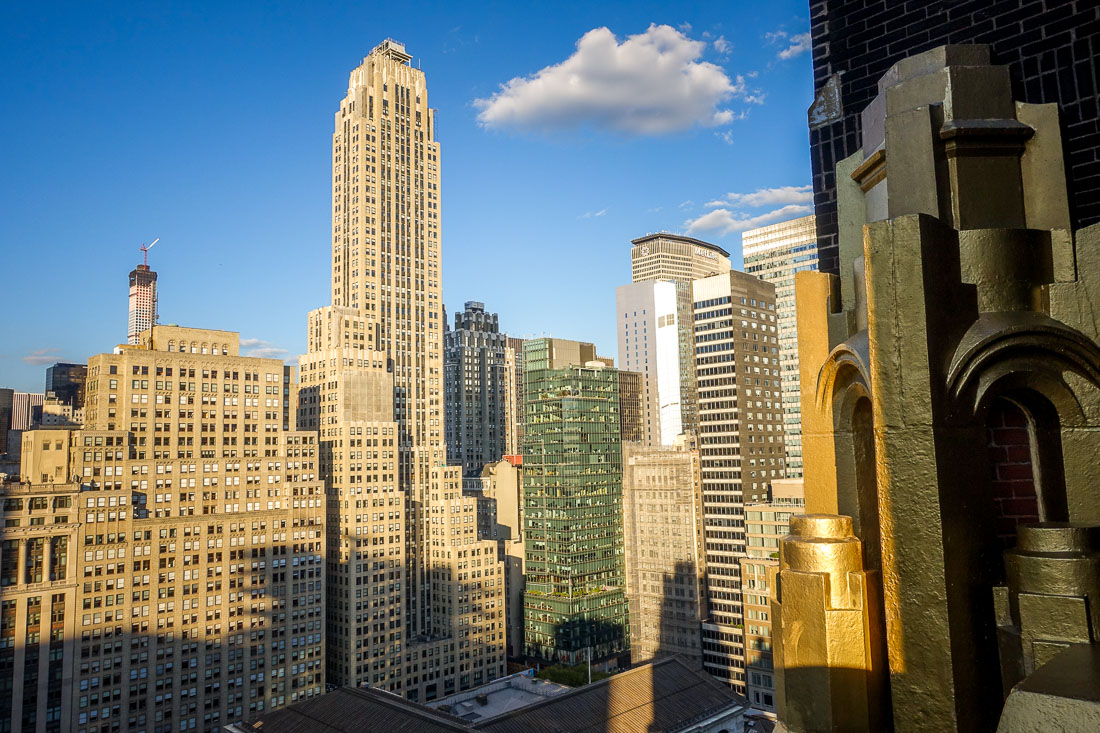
[139,237,160,267]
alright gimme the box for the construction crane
[139,237,160,267]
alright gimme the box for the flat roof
[630,232,731,258]
[428,674,570,722]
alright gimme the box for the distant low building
[44,362,87,411]
[4,392,43,462]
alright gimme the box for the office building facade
[616,280,682,446]
[622,436,706,667]
[3,325,326,733]
[630,233,730,436]
[5,393,45,463]
[691,270,784,693]
[521,338,627,664]
[739,478,804,711]
[444,302,517,476]
[616,369,644,445]
[0,389,12,456]
[44,363,88,410]
[742,215,818,478]
[506,337,525,452]
[468,457,525,659]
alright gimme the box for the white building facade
[616,280,682,446]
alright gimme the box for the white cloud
[765,30,788,44]
[716,130,734,145]
[713,36,732,56]
[706,184,813,208]
[22,348,62,366]
[678,200,695,209]
[678,22,693,33]
[240,338,288,360]
[685,203,813,236]
[580,208,607,219]
[778,32,811,60]
[474,24,752,135]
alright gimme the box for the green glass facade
[522,339,628,664]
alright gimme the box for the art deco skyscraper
[443,302,517,476]
[301,40,505,701]
[630,233,731,435]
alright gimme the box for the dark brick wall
[986,400,1039,549]
[809,0,1100,275]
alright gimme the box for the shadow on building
[653,561,704,669]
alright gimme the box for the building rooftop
[477,657,747,733]
[630,232,731,258]
[427,673,570,722]
[228,657,749,733]
[224,686,470,733]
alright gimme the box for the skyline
[0,2,814,392]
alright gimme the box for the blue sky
[0,1,813,392]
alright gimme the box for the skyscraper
[691,270,784,693]
[521,338,628,664]
[302,40,505,700]
[616,280,682,446]
[630,233,731,436]
[742,215,819,478]
[443,301,517,476]
[127,264,157,345]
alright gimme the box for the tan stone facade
[0,480,80,733]
[307,39,505,702]
[738,478,804,712]
[622,436,706,668]
[4,325,326,733]
[472,459,524,659]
